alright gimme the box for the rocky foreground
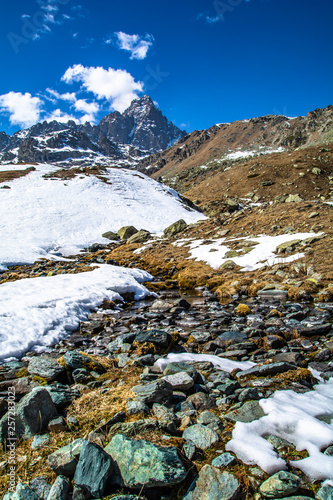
[0,272,332,499]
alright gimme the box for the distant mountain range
[0,95,185,167]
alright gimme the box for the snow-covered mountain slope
[0,163,204,271]
[0,96,185,168]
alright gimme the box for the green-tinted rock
[27,357,64,382]
[105,433,187,488]
[184,465,241,499]
[164,219,188,238]
[29,477,51,500]
[44,383,81,408]
[131,379,173,404]
[163,362,198,380]
[117,226,139,240]
[182,424,219,450]
[276,239,301,253]
[224,400,265,423]
[74,441,113,498]
[135,329,170,348]
[48,438,84,476]
[62,351,104,373]
[316,483,333,500]
[47,475,70,500]
[127,230,151,244]
[108,419,159,439]
[211,453,237,468]
[219,260,237,270]
[31,434,50,450]
[285,194,303,203]
[8,483,39,500]
[0,388,58,443]
[259,471,301,498]
[102,231,120,240]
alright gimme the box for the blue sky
[0,0,332,135]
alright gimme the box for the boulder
[259,471,300,498]
[44,383,81,408]
[46,476,70,500]
[102,231,120,241]
[74,441,113,498]
[48,438,84,476]
[62,351,104,373]
[132,379,173,404]
[117,226,139,240]
[27,357,65,382]
[183,424,219,450]
[0,387,58,443]
[163,219,188,238]
[29,477,51,500]
[104,433,187,488]
[127,230,151,244]
[183,465,242,499]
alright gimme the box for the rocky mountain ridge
[138,105,333,180]
[0,96,185,167]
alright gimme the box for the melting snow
[0,264,152,361]
[176,233,322,271]
[154,352,256,373]
[226,378,333,481]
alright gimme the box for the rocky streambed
[0,286,333,500]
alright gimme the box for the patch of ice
[0,264,153,361]
[226,378,333,481]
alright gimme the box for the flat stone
[108,419,159,439]
[274,352,304,365]
[0,387,58,443]
[260,471,301,498]
[132,379,173,404]
[74,441,113,498]
[218,331,247,343]
[135,329,170,348]
[46,476,70,500]
[297,324,332,337]
[224,400,265,423]
[183,424,219,450]
[162,371,195,391]
[237,362,297,379]
[257,290,288,300]
[211,453,237,467]
[163,362,198,380]
[105,433,187,488]
[48,438,84,476]
[27,357,64,382]
[184,465,242,500]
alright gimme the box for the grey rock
[72,368,91,383]
[152,403,178,433]
[74,441,113,498]
[183,424,219,450]
[108,419,159,439]
[224,400,265,423]
[31,434,50,450]
[183,440,196,460]
[218,331,247,343]
[237,362,297,379]
[62,351,104,372]
[105,433,186,488]
[211,453,237,467]
[190,331,211,343]
[48,438,84,476]
[186,392,216,411]
[0,387,58,443]
[259,471,301,498]
[184,465,241,500]
[197,411,223,428]
[216,380,240,396]
[257,289,288,300]
[162,371,195,391]
[46,475,70,500]
[135,329,170,348]
[297,324,331,337]
[126,400,150,415]
[6,483,39,500]
[132,379,173,404]
[27,357,64,382]
[48,416,67,432]
[274,352,304,366]
[238,387,260,403]
[29,477,51,500]
[316,484,333,500]
[163,362,198,380]
[44,383,81,408]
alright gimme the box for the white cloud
[0,92,43,128]
[62,64,143,112]
[74,99,99,123]
[46,88,77,103]
[115,32,154,60]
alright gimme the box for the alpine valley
[0,98,333,500]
